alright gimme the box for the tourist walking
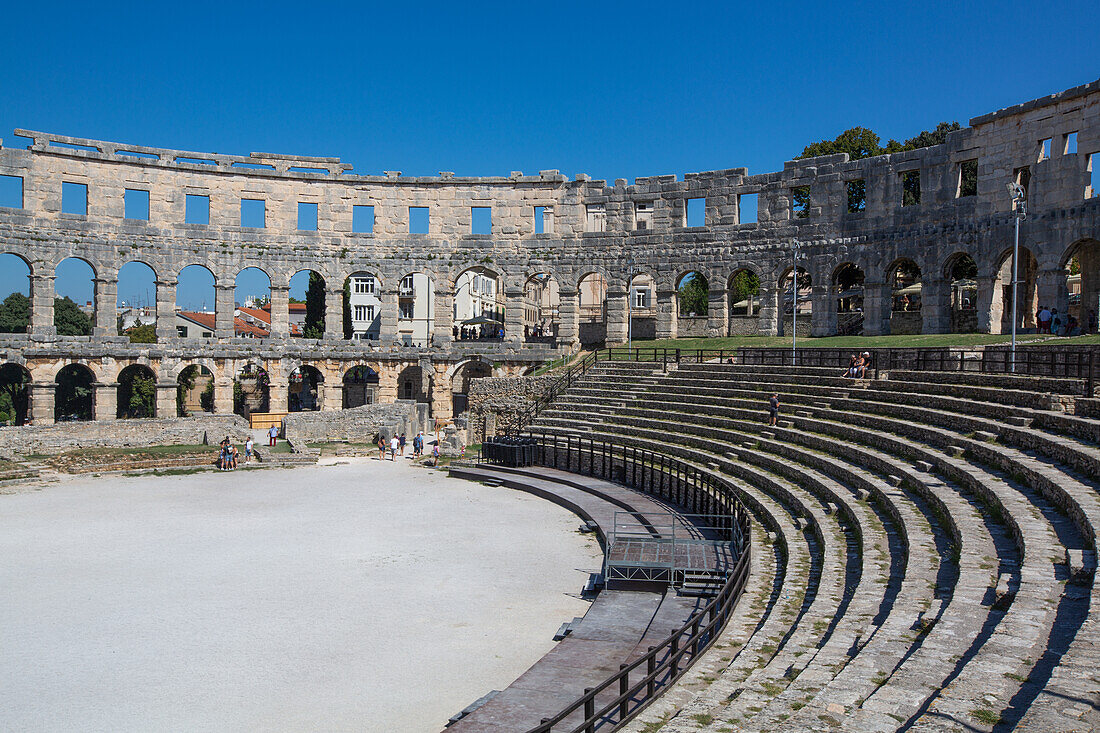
[244,436,254,463]
[268,424,279,447]
[378,436,387,460]
[431,443,440,466]
[767,393,780,426]
[390,435,399,461]
[399,433,406,456]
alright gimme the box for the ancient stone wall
[0,415,248,455]
[283,401,420,444]
[466,375,556,443]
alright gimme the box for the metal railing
[480,433,751,732]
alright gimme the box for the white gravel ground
[0,457,601,733]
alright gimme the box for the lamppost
[791,240,800,364]
[627,252,634,352]
[1007,183,1027,373]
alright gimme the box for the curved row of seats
[521,358,1100,732]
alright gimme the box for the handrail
[480,433,751,732]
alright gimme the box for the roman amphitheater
[0,80,1098,732]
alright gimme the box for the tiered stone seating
[522,358,1100,732]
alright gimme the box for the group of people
[453,324,504,341]
[217,435,254,471]
[1036,306,1081,336]
[843,352,872,379]
[377,431,441,464]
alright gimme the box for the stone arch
[396,271,434,346]
[523,272,559,341]
[675,271,709,320]
[450,357,493,417]
[832,262,865,335]
[234,362,270,418]
[116,363,157,419]
[344,269,384,341]
[577,272,608,346]
[288,364,324,412]
[53,256,96,335]
[453,266,503,341]
[288,268,325,338]
[176,363,214,416]
[943,251,979,333]
[0,362,31,425]
[396,364,429,403]
[55,362,95,422]
[1061,238,1100,333]
[886,257,923,335]
[0,253,32,334]
[728,267,761,317]
[342,365,379,408]
[235,266,272,338]
[117,260,158,337]
[176,264,217,336]
[990,246,1039,333]
[777,263,812,337]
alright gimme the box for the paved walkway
[0,458,600,733]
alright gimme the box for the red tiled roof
[237,306,271,325]
[178,311,269,338]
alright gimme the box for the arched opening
[628,272,657,339]
[117,261,157,342]
[676,272,709,338]
[0,254,31,334]
[833,263,865,335]
[396,365,429,403]
[578,272,607,346]
[344,271,382,341]
[177,364,214,416]
[523,273,559,342]
[234,363,269,418]
[0,363,31,425]
[288,365,324,412]
[289,269,325,339]
[55,363,94,422]
[342,366,379,408]
[235,267,271,338]
[53,258,94,336]
[116,364,157,419]
[175,265,217,339]
[779,266,811,337]
[451,360,492,417]
[992,247,1039,333]
[888,259,922,334]
[453,267,503,341]
[1063,239,1100,334]
[945,253,979,333]
[397,272,434,347]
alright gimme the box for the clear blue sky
[0,0,1096,311]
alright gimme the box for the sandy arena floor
[0,457,601,732]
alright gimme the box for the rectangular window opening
[0,175,23,209]
[124,188,150,220]
[635,201,653,230]
[901,170,921,206]
[471,206,491,235]
[585,204,606,232]
[790,186,810,219]
[738,193,758,224]
[1039,138,1052,162]
[409,206,429,234]
[185,194,210,225]
[241,198,265,228]
[62,182,88,215]
[685,197,705,227]
[297,202,318,231]
[117,150,159,161]
[1087,153,1098,200]
[353,276,375,295]
[352,205,374,234]
[534,206,546,234]
[846,179,866,213]
[177,157,217,166]
[1065,131,1078,155]
[957,159,978,198]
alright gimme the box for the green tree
[304,272,326,338]
[127,322,157,343]
[799,127,884,160]
[730,271,760,304]
[884,121,963,153]
[200,378,215,412]
[0,364,29,425]
[118,370,155,418]
[0,292,30,333]
[54,296,92,336]
[342,278,353,339]
[678,274,709,316]
[56,367,92,420]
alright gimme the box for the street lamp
[791,240,800,364]
[1007,182,1027,373]
[627,252,634,352]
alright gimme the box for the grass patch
[690,713,714,725]
[971,708,1003,725]
[59,444,211,458]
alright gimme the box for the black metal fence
[480,433,751,732]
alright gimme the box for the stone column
[605,287,628,344]
[156,381,177,418]
[268,364,288,413]
[756,280,779,336]
[861,281,889,336]
[30,383,55,425]
[376,364,399,403]
[155,278,177,342]
[268,285,290,339]
[921,279,951,334]
[215,284,236,339]
[557,288,580,350]
[94,382,118,421]
[810,285,832,337]
[93,278,118,337]
[324,286,343,340]
[976,275,1001,334]
[504,286,525,344]
[433,287,453,347]
[379,288,399,345]
[321,375,342,411]
[431,362,453,422]
[30,273,56,336]
[213,378,234,415]
[707,287,728,337]
[656,288,678,339]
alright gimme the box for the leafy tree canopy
[54,296,92,336]
[799,121,963,160]
[677,274,709,317]
[127,322,157,343]
[0,292,30,333]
